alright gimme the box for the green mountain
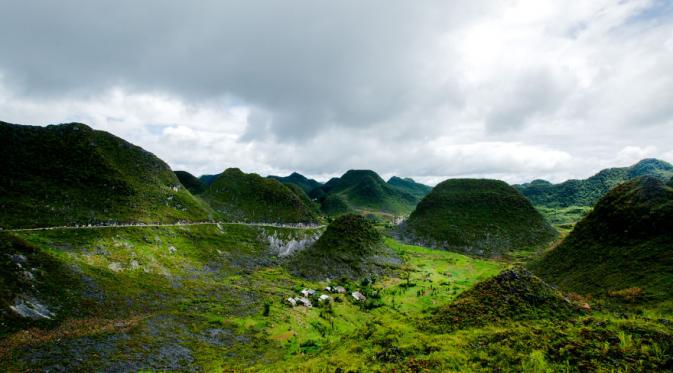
[387,176,432,199]
[429,267,579,332]
[202,168,321,223]
[174,171,205,194]
[268,172,322,194]
[287,214,399,279]
[198,174,219,187]
[404,179,557,257]
[0,121,212,228]
[310,170,419,217]
[284,183,321,213]
[516,159,673,207]
[530,176,673,301]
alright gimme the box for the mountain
[268,172,322,194]
[310,170,419,217]
[287,214,399,279]
[0,121,213,228]
[284,183,321,212]
[202,168,321,223]
[530,176,673,301]
[174,171,205,194]
[403,179,557,257]
[515,159,673,208]
[429,267,579,332]
[387,176,432,199]
[198,174,219,187]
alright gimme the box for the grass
[535,205,592,231]
[1,224,672,371]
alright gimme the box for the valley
[1,121,672,371]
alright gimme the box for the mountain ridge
[515,158,673,207]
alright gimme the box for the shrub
[608,287,644,303]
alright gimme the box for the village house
[319,294,331,302]
[287,297,297,307]
[298,297,312,308]
[333,286,346,294]
[300,289,316,297]
[352,291,367,302]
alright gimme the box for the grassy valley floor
[1,225,672,371]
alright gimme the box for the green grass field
[1,225,672,371]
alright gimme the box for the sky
[1,0,673,185]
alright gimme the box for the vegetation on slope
[515,158,673,208]
[174,170,205,194]
[429,267,579,332]
[0,121,213,228]
[202,168,321,223]
[530,176,673,302]
[535,205,592,231]
[284,183,321,212]
[404,179,558,257]
[1,225,671,372]
[310,170,419,217]
[0,233,87,337]
[387,176,432,199]
[287,214,399,279]
[198,174,219,187]
[0,224,322,371]
[268,172,323,194]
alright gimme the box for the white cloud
[1,0,673,184]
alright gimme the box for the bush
[608,287,644,303]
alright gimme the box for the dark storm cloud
[0,0,484,140]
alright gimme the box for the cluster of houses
[286,286,367,308]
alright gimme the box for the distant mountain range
[268,172,323,194]
[515,159,673,208]
[0,121,213,228]
[308,170,426,217]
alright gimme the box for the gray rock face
[263,231,322,257]
[10,296,55,320]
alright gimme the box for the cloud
[1,0,673,184]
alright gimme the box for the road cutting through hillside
[3,221,326,232]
